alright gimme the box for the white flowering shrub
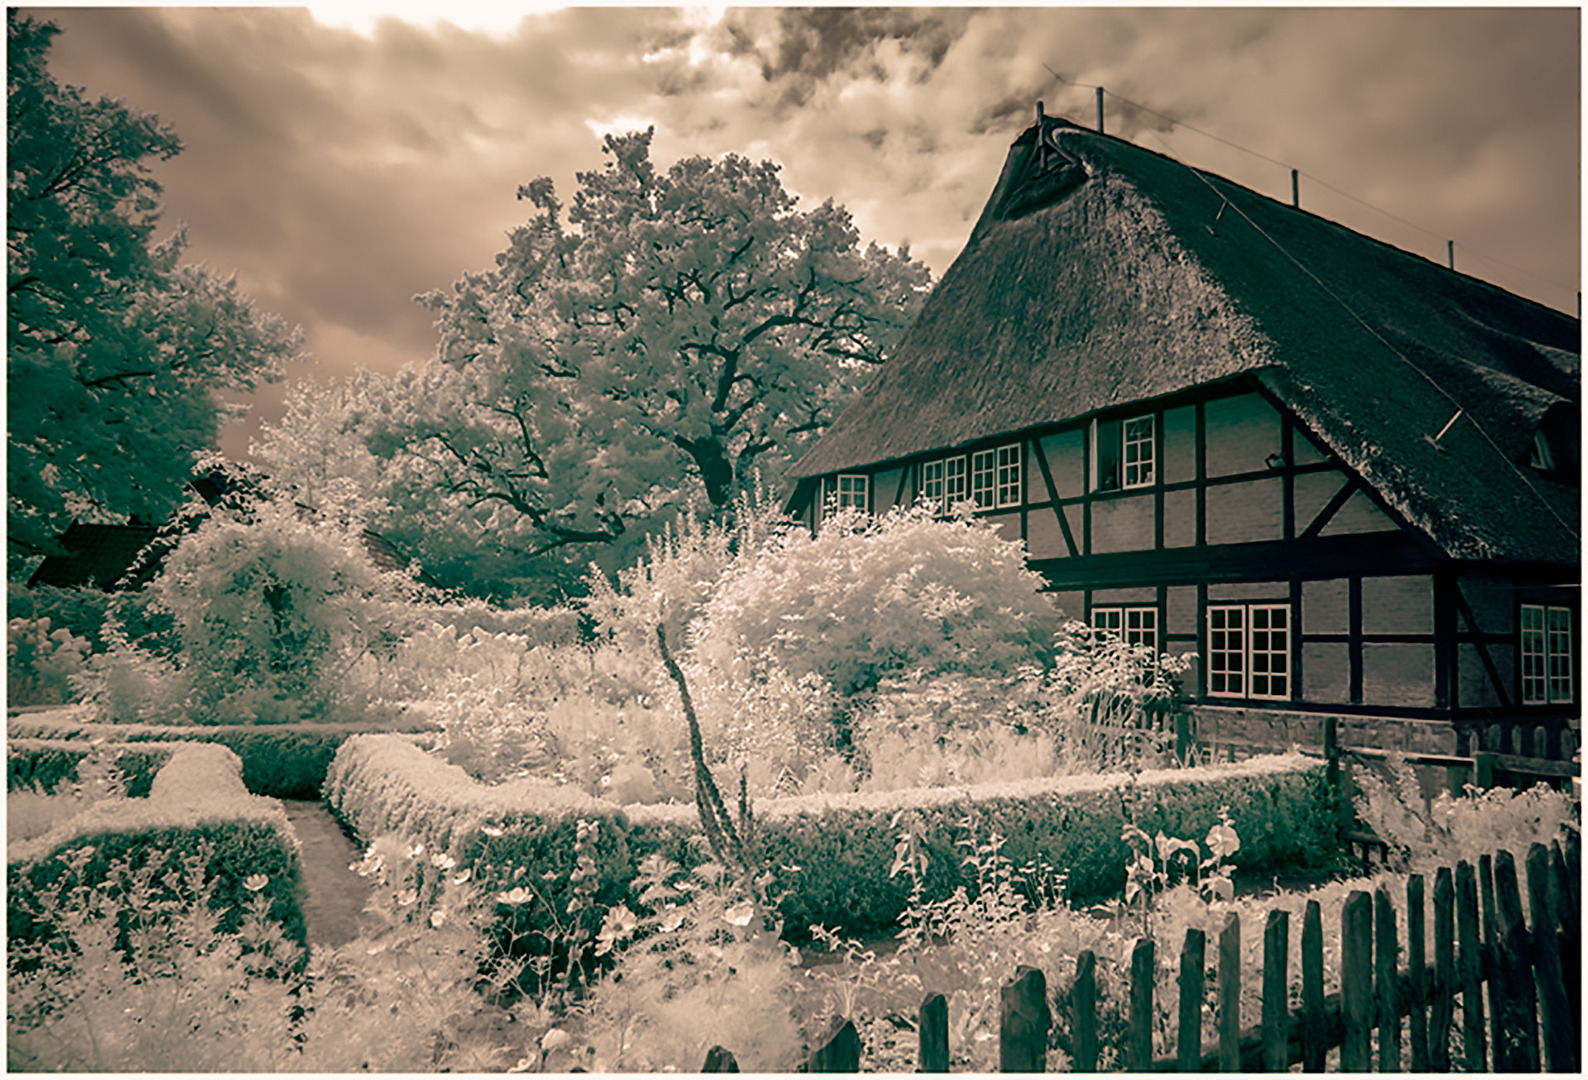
[148,497,413,724]
[6,615,91,705]
[693,505,1065,699]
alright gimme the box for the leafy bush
[692,504,1064,699]
[1355,755,1578,872]
[6,616,90,706]
[141,495,415,724]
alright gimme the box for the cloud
[29,6,1580,466]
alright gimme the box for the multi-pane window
[920,459,944,510]
[1521,604,1574,704]
[971,449,997,509]
[1094,414,1155,492]
[944,456,968,509]
[835,474,868,511]
[1207,603,1290,699]
[1093,606,1158,650]
[919,456,968,514]
[1122,416,1155,488]
[996,445,1022,507]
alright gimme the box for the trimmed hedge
[326,734,1343,943]
[8,743,306,953]
[8,712,438,798]
[7,738,180,797]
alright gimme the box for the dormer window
[1094,414,1155,492]
[1527,403,1580,483]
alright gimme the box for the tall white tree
[339,129,929,598]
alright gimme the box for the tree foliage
[7,12,303,567]
[322,129,928,598]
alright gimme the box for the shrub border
[8,743,307,951]
[326,734,1342,943]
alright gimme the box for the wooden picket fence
[700,834,1580,1073]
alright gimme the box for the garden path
[282,799,371,948]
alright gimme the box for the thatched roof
[792,117,1579,565]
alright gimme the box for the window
[944,456,968,509]
[1521,604,1574,704]
[1094,414,1155,491]
[996,444,1022,507]
[1093,606,1158,650]
[970,449,996,508]
[919,456,968,514]
[920,459,944,510]
[1207,603,1290,699]
[1123,416,1155,488]
[969,446,1019,510]
[836,474,868,511]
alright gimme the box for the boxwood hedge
[326,734,1343,945]
[8,743,306,954]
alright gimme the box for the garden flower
[722,900,755,927]
[396,889,418,907]
[430,909,449,928]
[595,904,638,955]
[481,825,504,838]
[541,1028,572,1052]
[430,852,456,871]
[498,887,533,905]
[452,869,472,885]
[243,874,269,892]
[407,843,425,859]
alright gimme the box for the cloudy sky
[31,5,1582,461]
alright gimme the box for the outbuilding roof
[791,116,1579,565]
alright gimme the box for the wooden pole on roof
[1448,240,1456,270]
[1292,168,1300,208]
[1096,87,1105,133]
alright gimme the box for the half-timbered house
[786,113,1580,764]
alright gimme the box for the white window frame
[1122,415,1155,488]
[1207,602,1291,700]
[996,444,1022,508]
[970,449,996,509]
[1521,603,1574,704]
[944,455,968,510]
[920,459,945,511]
[835,473,868,511]
[1092,606,1158,650]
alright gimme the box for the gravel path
[281,799,372,949]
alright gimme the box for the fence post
[1494,850,1540,1071]
[808,1016,860,1073]
[1430,867,1455,1071]
[1301,900,1325,1072]
[1455,860,1487,1070]
[1323,714,1340,792]
[1262,909,1290,1071]
[1374,886,1401,1071]
[1218,913,1241,1072]
[1479,853,1510,1069]
[1341,891,1373,1072]
[1175,708,1192,765]
[1474,751,1496,791]
[701,1046,740,1072]
[1073,950,1098,1073]
[1177,926,1206,1071]
[1128,937,1155,1071]
[1550,839,1581,1030]
[919,992,949,1074]
[1000,965,1049,1073]
[1406,874,1429,1071]
[1527,843,1576,1072]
